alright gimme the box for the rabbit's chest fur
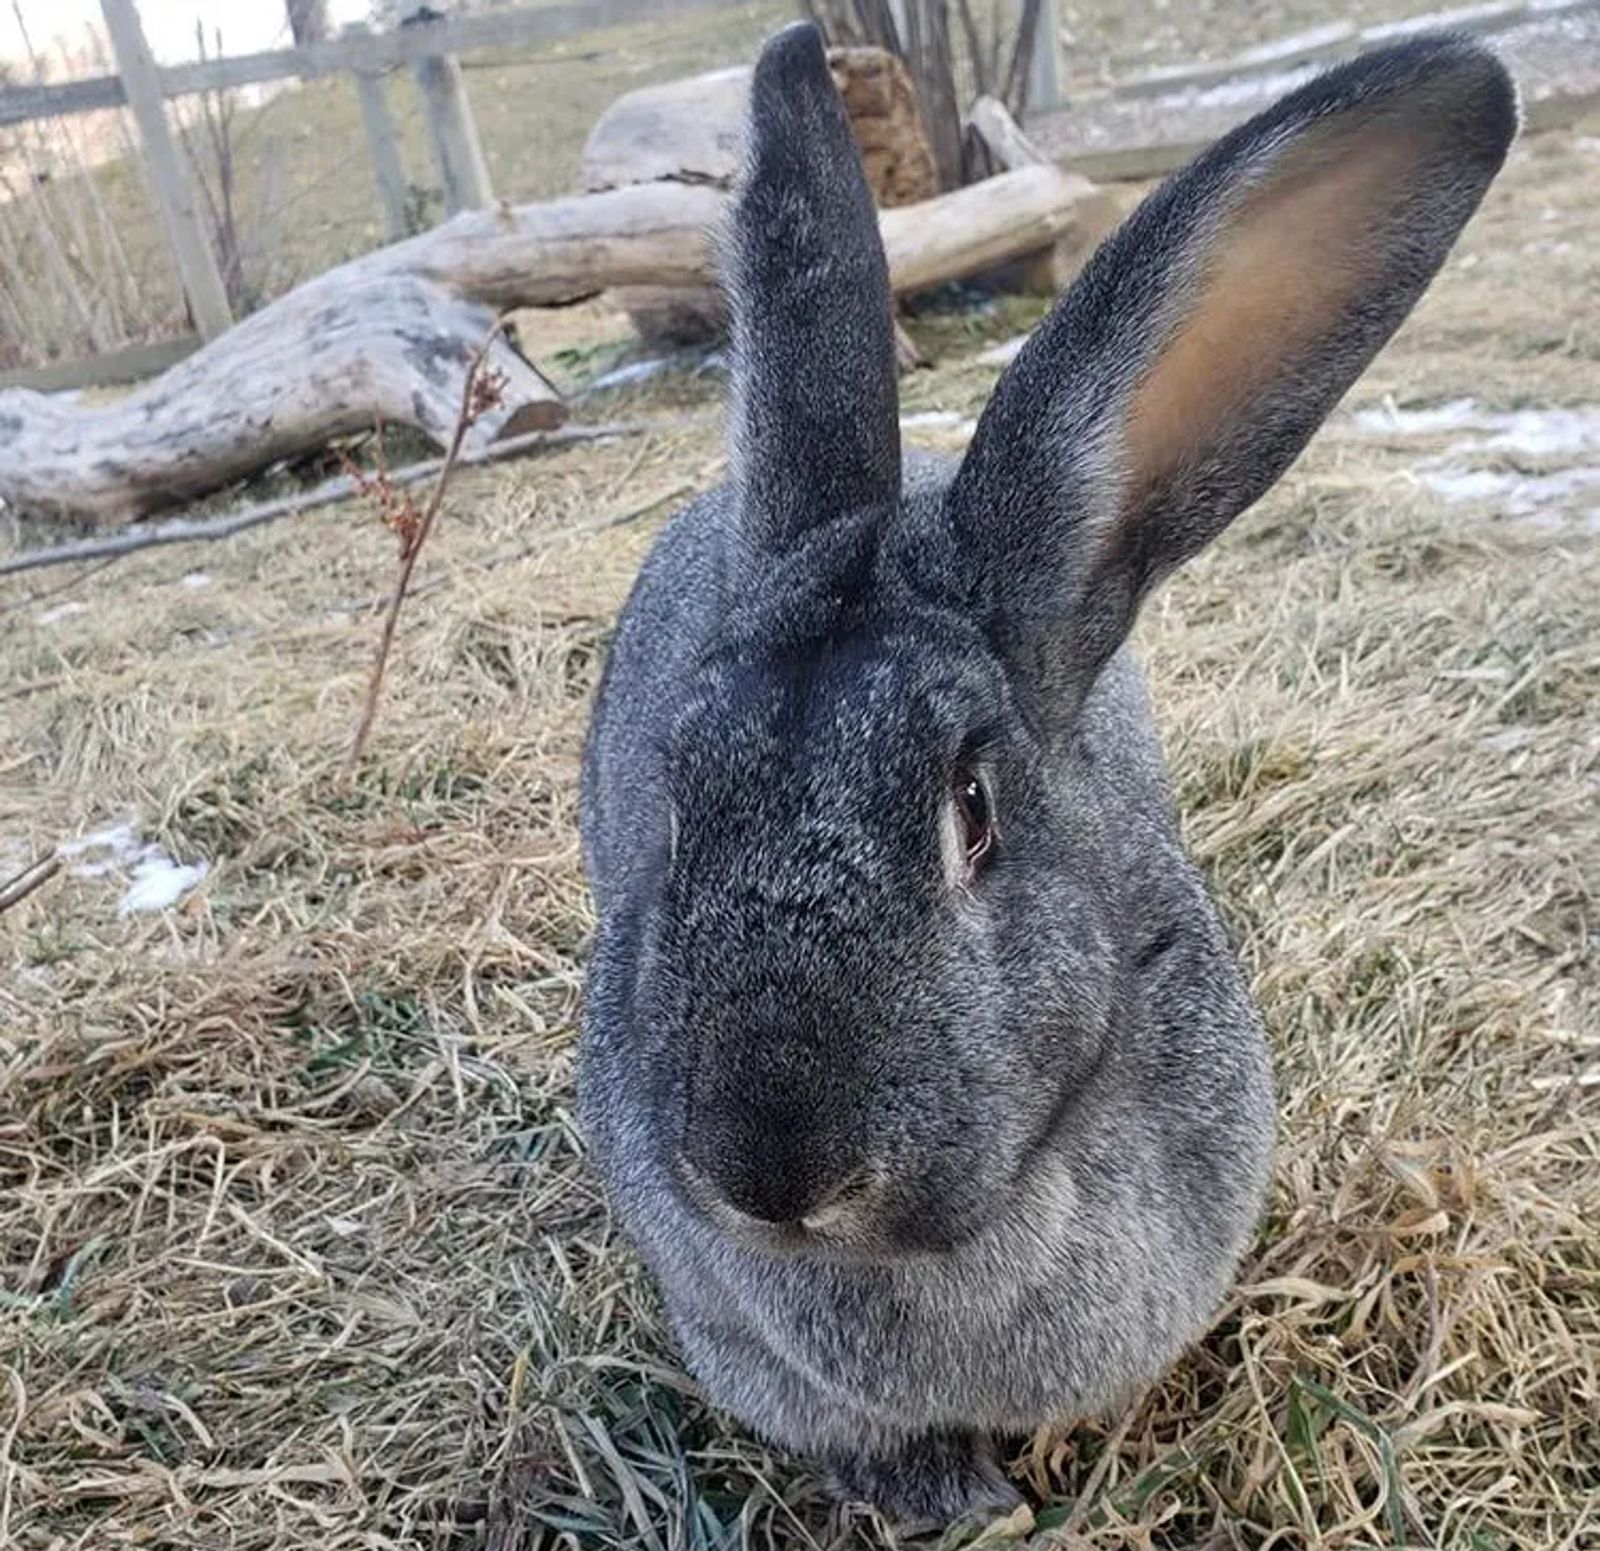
[599,1092,1259,1453]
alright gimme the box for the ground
[2,13,1599,1551]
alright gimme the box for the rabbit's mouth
[675,1155,907,1263]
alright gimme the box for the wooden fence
[0,0,736,351]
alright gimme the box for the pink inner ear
[1119,120,1426,522]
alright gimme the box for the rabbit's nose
[678,1123,860,1230]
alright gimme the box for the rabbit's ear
[942,36,1515,701]
[728,23,900,551]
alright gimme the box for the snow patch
[60,822,208,913]
[180,571,212,589]
[1477,410,1600,460]
[1350,400,1600,459]
[36,600,89,626]
[1422,469,1512,504]
[588,357,674,392]
[1421,465,1600,518]
[60,823,142,864]
[1352,398,1482,436]
[1352,399,1600,530]
[583,349,724,395]
[119,856,209,916]
[900,410,977,435]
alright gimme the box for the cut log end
[499,399,569,438]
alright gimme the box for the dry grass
[2,106,1598,1551]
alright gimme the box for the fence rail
[1107,0,1596,100]
[0,0,723,128]
[0,334,199,394]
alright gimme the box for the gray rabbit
[578,21,1514,1527]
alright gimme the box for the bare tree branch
[0,852,61,915]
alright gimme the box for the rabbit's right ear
[936,36,1516,711]
[726,23,901,553]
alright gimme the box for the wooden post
[345,25,410,241]
[1026,0,1062,114]
[358,69,412,239]
[98,0,233,339]
[412,51,493,215]
[884,0,909,50]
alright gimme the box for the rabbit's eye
[952,767,995,874]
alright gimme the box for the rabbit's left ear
[939,35,1516,705]
[728,23,901,552]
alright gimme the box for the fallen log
[0,167,1097,528]
[965,96,1120,294]
[0,277,564,525]
[578,47,940,346]
[878,164,1109,294]
[967,95,1050,174]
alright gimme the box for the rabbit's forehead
[671,632,990,810]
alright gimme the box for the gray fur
[577,21,1514,1525]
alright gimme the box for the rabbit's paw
[828,1429,1023,1538]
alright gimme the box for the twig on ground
[893,320,929,371]
[0,851,61,915]
[549,480,698,546]
[345,323,507,771]
[0,422,658,581]
[0,554,122,619]
[0,676,63,704]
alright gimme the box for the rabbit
[577,20,1515,1529]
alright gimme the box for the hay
[2,119,1597,1551]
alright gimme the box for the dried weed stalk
[345,323,509,771]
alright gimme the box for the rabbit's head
[642,24,1513,1255]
